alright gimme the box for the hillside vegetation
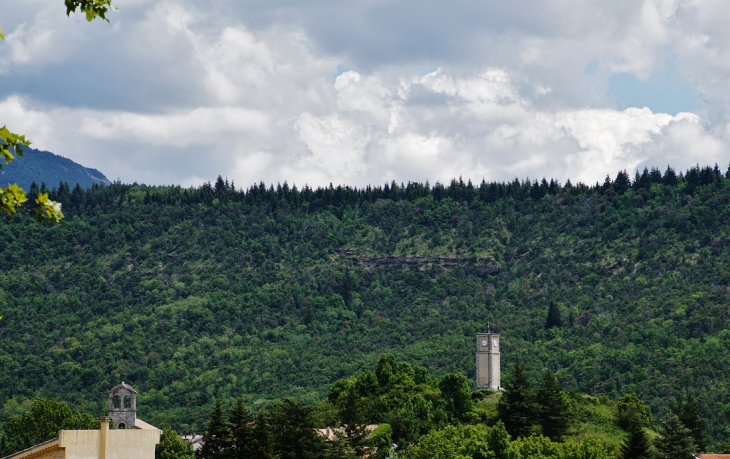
[1,165,729,449]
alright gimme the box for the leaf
[65,0,115,23]
[8,183,28,204]
[35,193,64,222]
[0,27,5,41]
[0,126,31,169]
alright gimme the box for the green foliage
[369,424,393,458]
[270,398,328,459]
[487,421,518,459]
[0,398,98,456]
[536,371,573,441]
[1,165,730,448]
[616,394,653,430]
[403,424,611,459]
[229,398,255,458]
[620,422,653,459]
[156,427,195,459]
[0,126,30,169]
[198,400,229,459]
[654,414,696,459]
[329,355,442,448]
[401,424,491,459]
[545,302,562,329]
[497,358,535,439]
[439,373,474,423]
[64,0,116,22]
[670,393,707,452]
[513,436,611,459]
[250,410,277,459]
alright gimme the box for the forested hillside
[1,165,730,449]
[0,147,109,190]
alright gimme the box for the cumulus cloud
[0,0,729,188]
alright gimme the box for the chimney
[99,417,110,459]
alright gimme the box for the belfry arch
[108,381,138,429]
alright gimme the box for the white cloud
[1,0,730,189]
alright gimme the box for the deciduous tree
[0,398,97,456]
[438,373,474,423]
[156,427,194,459]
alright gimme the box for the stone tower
[108,382,137,429]
[476,330,500,390]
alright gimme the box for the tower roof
[109,381,137,394]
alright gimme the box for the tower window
[113,395,122,409]
[123,396,132,409]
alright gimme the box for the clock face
[493,339,498,347]
[481,339,487,347]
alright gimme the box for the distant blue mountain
[0,147,110,190]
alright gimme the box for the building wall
[57,429,160,459]
[105,430,160,459]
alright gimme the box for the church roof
[109,381,137,394]
[134,419,159,430]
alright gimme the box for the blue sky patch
[607,72,703,115]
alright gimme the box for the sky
[1,0,730,189]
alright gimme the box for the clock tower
[476,329,500,390]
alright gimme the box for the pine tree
[250,410,276,459]
[497,358,535,439]
[620,421,653,459]
[198,399,231,459]
[270,398,327,459]
[536,370,572,441]
[229,397,254,458]
[654,414,696,459]
[670,393,707,452]
[614,170,631,194]
[544,302,562,329]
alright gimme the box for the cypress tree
[536,370,572,441]
[663,166,678,186]
[229,397,254,458]
[614,170,631,194]
[198,399,230,459]
[655,414,696,459]
[545,302,562,329]
[250,410,276,459]
[497,358,535,438]
[670,393,707,452]
[621,421,653,459]
[270,398,327,459]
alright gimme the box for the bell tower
[108,381,137,429]
[476,328,500,390]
